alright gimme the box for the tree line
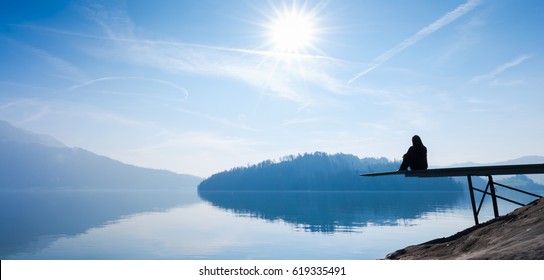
[198,152,463,192]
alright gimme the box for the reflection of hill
[0,190,200,258]
[198,191,466,232]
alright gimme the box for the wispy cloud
[118,38,347,104]
[281,117,321,127]
[15,5,369,107]
[0,98,51,124]
[472,54,531,83]
[0,36,88,82]
[71,4,350,106]
[0,97,151,129]
[348,0,482,84]
[123,130,269,176]
[167,106,259,132]
[66,76,190,100]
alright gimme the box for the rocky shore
[386,197,544,260]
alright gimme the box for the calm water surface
[0,188,527,260]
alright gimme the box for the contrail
[472,54,531,82]
[348,0,482,85]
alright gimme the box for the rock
[386,197,544,260]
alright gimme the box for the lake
[0,187,532,260]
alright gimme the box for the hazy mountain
[444,155,544,168]
[494,156,544,165]
[0,120,65,148]
[0,120,201,190]
[443,156,544,184]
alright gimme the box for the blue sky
[1,0,543,177]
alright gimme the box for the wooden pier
[361,164,544,225]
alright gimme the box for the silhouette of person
[399,135,428,171]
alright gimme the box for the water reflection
[6,187,533,259]
[0,190,200,258]
[198,190,467,233]
[2,189,484,260]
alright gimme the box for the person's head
[412,135,423,146]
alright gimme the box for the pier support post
[467,176,479,225]
[488,175,500,218]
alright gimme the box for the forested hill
[198,152,463,191]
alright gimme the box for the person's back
[399,135,428,171]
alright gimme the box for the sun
[269,12,316,53]
[265,3,321,54]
